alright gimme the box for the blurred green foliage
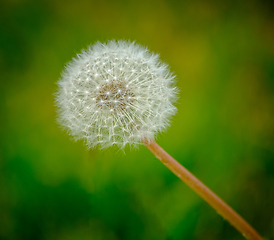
[1,0,274,239]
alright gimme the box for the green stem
[143,139,263,240]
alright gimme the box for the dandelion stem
[143,139,263,240]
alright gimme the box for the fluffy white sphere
[55,40,177,148]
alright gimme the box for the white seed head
[55,40,178,149]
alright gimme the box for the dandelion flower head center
[95,79,134,111]
[55,40,177,148]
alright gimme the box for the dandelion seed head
[55,40,178,149]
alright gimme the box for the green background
[1,0,274,239]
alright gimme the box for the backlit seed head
[55,40,178,149]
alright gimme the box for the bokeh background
[1,0,274,239]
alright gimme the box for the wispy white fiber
[55,40,178,148]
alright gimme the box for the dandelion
[55,40,177,149]
[55,40,263,240]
